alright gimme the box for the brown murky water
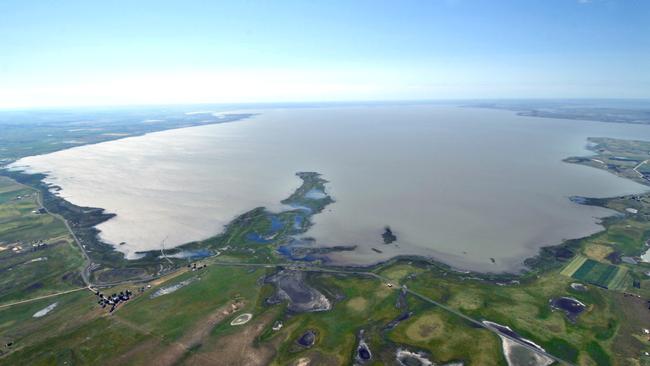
[11,105,650,271]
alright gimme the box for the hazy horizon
[1,0,649,109]
[2,97,650,113]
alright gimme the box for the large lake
[10,105,650,272]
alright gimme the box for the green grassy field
[0,261,509,365]
[561,254,588,276]
[264,273,402,365]
[1,170,647,364]
[0,177,84,305]
[0,178,68,243]
[0,289,98,361]
[2,135,650,365]
[392,264,619,364]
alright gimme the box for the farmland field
[562,255,630,290]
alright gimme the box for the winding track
[0,254,572,365]
[20,181,94,288]
[4,182,570,364]
[211,261,572,366]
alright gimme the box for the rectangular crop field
[561,256,628,290]
[560,255,588,277]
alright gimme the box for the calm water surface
[11,105,650,272]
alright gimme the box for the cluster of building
[12,193,34,201]
[94,289,133,313]
[187,262,207,271]
[0,240,49,255]
[31,241,48,251]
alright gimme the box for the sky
[0,0,649,108]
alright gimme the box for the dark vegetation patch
[264,269,330,313]
[24,282,43,292]
[382,226,397,244]
[524,238,579,272]
[586,341,611,366]
[95,268,148,283]
[605,251,622,264]
[544,337,579,363]
[61,271,84,287]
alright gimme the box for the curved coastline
[2,107,650,284]
[2,158,646,285]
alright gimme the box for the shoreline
[2,108,649,284]
[2,112,256,170]
[1,160,639,285]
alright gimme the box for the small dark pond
[297,330,316,347]
[358,344,371,360]
[550,297,586,322]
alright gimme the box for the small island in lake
[382,226,397,244]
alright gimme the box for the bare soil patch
[148,299,244,366]
[346,297,368,312]
[183,310,281,366]
[584,244,613,261]
[405,314,445,342]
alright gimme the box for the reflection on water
[10,105,650,271]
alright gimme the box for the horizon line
[2,97,650,112]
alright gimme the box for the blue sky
[0,0,648,108]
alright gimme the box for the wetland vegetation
[2,108,650,365]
